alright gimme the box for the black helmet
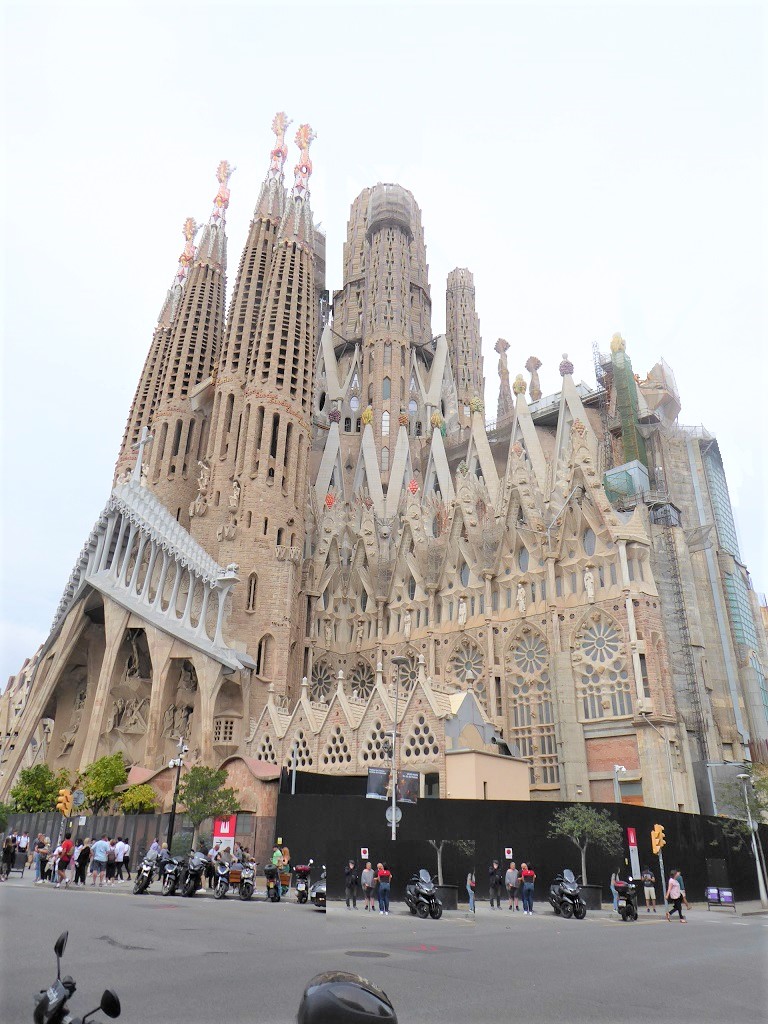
[297,971,397,1024]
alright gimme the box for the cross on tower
[131,426,154,483]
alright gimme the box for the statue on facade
[355,619,364,652]
[403,607,412,641]
[458,596,467,627]
[162,703,177,738]
[516,582,527,615]
[58,708,82,756]
[584,568,595,604]
[229,478,241,512]
[525,356,542,402]
[324,619,333,646]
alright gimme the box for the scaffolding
[592,340,613,475]
[654,503,709,761]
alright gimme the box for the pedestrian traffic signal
[651,823,666,855]
[56,788,73,816]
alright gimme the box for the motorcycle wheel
[134,874,150,895]
[268,889,278,902]
[162,876,174,896]
[298,893,308,904]
[409,905,417,915]
[182,877,197,898]
[214,881,227,900]
[417,903,429,919]
[619,909,627,921]
[629,907,638,921]
[573,903,587,920]
[240,882,254,901]
[561,902,574,919]
[552,904,561,915]
[429,903,443,920]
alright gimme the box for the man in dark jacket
[489,859,504,909]
[344,859,359,909]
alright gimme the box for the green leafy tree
[719,816,751,853]
[80,753,128,814]
[547,806,623,884]
[10,765,69,812]
[428,839,475,886]
[177,766,239,847]
[119,784,158,814]
[0,803,12,832]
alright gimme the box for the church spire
[196,161,233,271]
[276,124,316,250]
[253,111,291,222]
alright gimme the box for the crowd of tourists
[0,830,131,887]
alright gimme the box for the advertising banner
[396,770,419,804]
[214,815,237,852]
[366,767,419,802]
[626,826,641,880]
[366,767,391,800]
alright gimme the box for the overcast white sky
[1,1,765,684]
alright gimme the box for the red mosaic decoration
[408,478,419,495]
[325,493,336,509]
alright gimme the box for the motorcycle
[160,857,184,897]
[34,931,121,1024]
[309,865,326,911]
[614,878,639,921]
[181,849,209,897]
[264,862,282,902]
[214,858,255,901]
[404,868,443,920]
[547,868,587,919]
[295,860,314,904]
[132,854,155,894]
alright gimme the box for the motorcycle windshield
[563,869,576,883]
[419,869,432,884]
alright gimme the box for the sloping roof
[219,755,281,781]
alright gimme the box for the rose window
[580,618,621,664]
[449,642,484,684]
[349,661,375,700]
[576,615,632,720]
[310,660,334,702]
[392,656,418,694]
[513,634,548,675]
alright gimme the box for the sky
[1,1,766,684]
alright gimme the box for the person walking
[520,862,536,914]
[55,832,74,888]
[677,871,690,911]
[488,859,504,909]
[466,870,476,913]
[33,834,46,883]
[505,861,520,911]
[122,839,132,880]
[641,865,657,912]
[376,862,392,914]
[114,837,127,881]
[361,862,375,911]
[90,835,110,887]
[105,839,118,885]
[665,869,687,923]
[2,836,16,878]
[610,868,621,912]
[344,859,359,909]
[75,839,91,886]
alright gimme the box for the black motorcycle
[405,868,443,920]
[160,856,184,896]
[614,878,639,921]
[295,860,313,904]
[181,849,209,897]
[34,931,121,1024]
[264,862,282,902]
[132,854,155,894]
[309,865,326,911]
[548,868,587,919]
[214,858,255,901]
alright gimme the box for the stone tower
[446,268,484,427]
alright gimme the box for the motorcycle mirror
[54,931,68,978]
[101,990,121,1018]
[309,858,314,865]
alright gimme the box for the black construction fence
[275,785,767,905]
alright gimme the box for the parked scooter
[34,931,121,1024]
[181,849,209,897]
[132,853,155,894]
[295,860,314,904]
[160,857,184,897]
[614,878,639,921]
[214,857,256,901]
[264,862,282,902]
[404,868,443,920]
[309,865,326,911]
[547,869,587,919]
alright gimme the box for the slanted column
[151,550,170,609]
[128,534,149,591]
[143,626,176,768]
[117,523,137,584]
[194,584,212,639]
[109,515,128,576]
[181,571,196,628]
[78,600,130,769]
[141,542,160,603]
[98,515,119,572]
[168,560,183,618]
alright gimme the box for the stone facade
[3,117,767,817]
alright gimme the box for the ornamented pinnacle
[610,332,626,354]
[175,218,198,284]
[210,160,235,224]
[513,374,527,396]
[269,112,292,178]
[525,356,542,401]
[559,353,574,377]
[292,124,316,199]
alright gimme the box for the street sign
[361,848,369,859]
[385,806,402,824]
[72,789,85,808]
[78,816,86,826]
[504,847,513,859]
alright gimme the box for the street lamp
[166,736,189,850]
[736,773,768,908]
[389,656,410,841]
[613,764,627,804]
[640,713,677,810]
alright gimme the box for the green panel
[611,349,647,468]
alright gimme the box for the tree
[0,803,12,833]
[427,839,475,886]
[119,784,158,814]
[80,753,128,814]
[177,766,239,847]
[10,764,69,812]
[547,806,623,884]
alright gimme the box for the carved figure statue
[58,709,82,756]
[179,662,197,693]
[324,619,333,646]
[403,607,412,641]
[197,460,211,494]
[229,479,241,511]
[107,698,125,732]
[122,697,148,733]
[355,620,364,652]
[162,703,177,738]
[458,596,467,627]
[516,583,527,615]
[525,356,543,402]
[584,568,595,604]
[179,705,193,738]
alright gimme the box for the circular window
[350,396,360,411]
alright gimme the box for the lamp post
[166,736,188,850]
[389,656,410,841]
[736,773,768,907]
[640,713,677,810]
[613,764,627,804]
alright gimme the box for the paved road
[1,876,766,1024]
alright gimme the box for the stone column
[77,600,130,770]
[143,627,176,768]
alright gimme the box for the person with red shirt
[520,862,536,914]
[56,832,74,888]
[376,862,392,914]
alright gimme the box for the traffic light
[651,823,666,855]
[56,788,73,817]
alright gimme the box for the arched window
[344,417,352,433]
[368,383,373,402]
[408,576,416,600]
[518,547,530,573]
[381,447,389,471]
[575,615,632,720]
[277,528,285,545]
[415,421,422,437]
[246,573,258,611]
[355,419,361,433]
[256,635,273,677]
[382,412,390,436]
[583,528,596,556]
[408,399,418,415]
[382,377,391,400]
[460,562,470,587]
[384,343,392,366]
[350,396,359,411]
[505,631,558,785]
